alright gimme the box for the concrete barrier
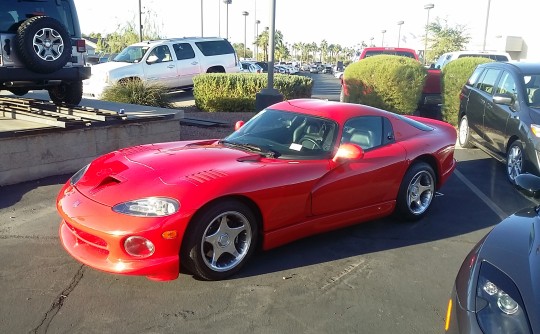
[0,114,182,186]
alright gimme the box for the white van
[84,37,239,98]
[433,50,511,69]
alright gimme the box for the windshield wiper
[220,140,279,158]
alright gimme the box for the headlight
[124,236,155,258]
[531,124,540,138]
[70,164,90,186]
[475,261,531,334]
[112,197,179,217]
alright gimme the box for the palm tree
[319,40,328,63]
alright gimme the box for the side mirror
[493,93,514,106]
[332,143,364,163]
[146,55,159,64]
[234,120,245,131]
[515,173,540,199]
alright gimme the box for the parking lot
[0,73,535,333]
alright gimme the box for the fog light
[124,236,155,258]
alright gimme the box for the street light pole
[424,3,434,65]
[255,19,260,61]
[381,30,386,47]
[242,11,249,59]
[223,0,232,39]
[255,0,283,112]
[482,0,491,51]
[397,21,404,47]
[370,37,374,47]
[200,0,204,37]
[138,0,143,42]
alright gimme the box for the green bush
[342,55,426,115]
[193,73,313,112]
[441,57,494,126]
[102,80,173,108]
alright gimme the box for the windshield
[524,74,540,108]
[113,46,150,63]
[223,109,338,159]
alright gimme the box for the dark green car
[458,62,540,183]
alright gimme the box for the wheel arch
[410,154,439,187]
[206,65,226,73]
[182,194,264,248]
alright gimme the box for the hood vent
[89,175,122,195]
[184,170,228,185]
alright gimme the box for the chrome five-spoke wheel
[396,162,436,221]
[507,141,524,183]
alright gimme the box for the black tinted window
[173,43,195,60]
[364,51,416,59]
[0,0,76,35]
[477,68,501,95]
[195,40,235,56]
[342,116,384,150]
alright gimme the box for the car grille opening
[65,222,109,254]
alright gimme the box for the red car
[57,99,457,281]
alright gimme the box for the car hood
[90,61,134,74]
[479,208,540,331]
[74,140,268,206]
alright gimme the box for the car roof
[270,99,394,123]
[479,61,540,74]
[130,37,228,47]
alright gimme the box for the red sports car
[57,99,457,281]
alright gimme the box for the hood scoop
[88,175,123,195]
[184,170,228,185]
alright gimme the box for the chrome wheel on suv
[32,27,65,62]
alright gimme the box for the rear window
[195,40,235,56]
[0,0,76,35]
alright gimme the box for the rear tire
[395,162,436,221]
[9,88,29,96]
[48,81,83,106]
[458,115,474,148]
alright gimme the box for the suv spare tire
[15,16,71,74]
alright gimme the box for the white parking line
[453,169,508,220]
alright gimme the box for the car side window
[341,116,385,150]
[148,45,172,63]
[467,67,484,86]
[173,43,195,60]
[495,71,517,101]
[476,69,501,95]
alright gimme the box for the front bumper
[57,185,187,281]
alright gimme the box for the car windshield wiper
[220,140,279,158]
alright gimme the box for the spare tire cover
[15,16,72,74]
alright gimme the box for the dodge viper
[445,173,540,333]
[57,99,457,281]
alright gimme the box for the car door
[172,43,201,87]
[143,45,178,88]
[311,116,407,217]
[484,70,518,153]
[467,68,502,147]
[476,68,504,152]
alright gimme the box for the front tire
[181,200,258,281]
[507,140,525,184]
[395,162,436,221]
[458,115,475,148]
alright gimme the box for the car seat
[531,89,540,107]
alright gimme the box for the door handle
[191,61,198,65]
[167,65,174,68]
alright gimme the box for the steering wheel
[301,137,321,149]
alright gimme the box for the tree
[426,18,471,64]
[233,43,253,59]
[319,40,328,63]
[255,28,284,62]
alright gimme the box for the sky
[74,0,530,52]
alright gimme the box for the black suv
[0,0,90,106]
[458,62,540,183]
